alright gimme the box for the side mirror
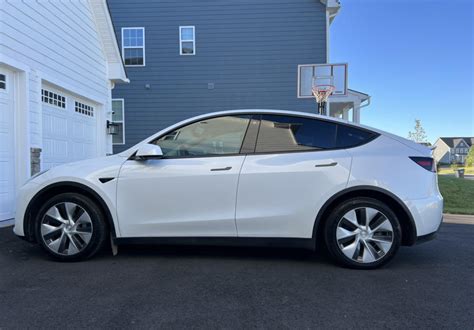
[134,144,163,160]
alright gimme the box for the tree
[466,147,474,167]
[408,119,428,143]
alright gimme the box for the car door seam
[234,155,247,237]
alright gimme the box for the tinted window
[256,115,337,153]
[336,125,376,148]
[152,115,250,158]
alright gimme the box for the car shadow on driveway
[0,224,460,268]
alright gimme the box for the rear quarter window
[336,124,377,148]
[256,115,337,153]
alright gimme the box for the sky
[329,0,473,143]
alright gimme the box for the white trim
[88,0,128,83]
[179,26,196,56]
[320,0,341,24]
[112,98,125,145]
[325,9,330,62]
[121,27,146,67]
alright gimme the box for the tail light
[410,157,436,172]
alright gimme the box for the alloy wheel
[336,207,394,263]
[40,202,93,256]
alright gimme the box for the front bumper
[13,181,40,237]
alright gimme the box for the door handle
[210,166,232,171]
[315,162,338,167]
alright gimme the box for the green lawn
[438,166,474,175]
[438,175,474,215]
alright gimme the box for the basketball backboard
[298,63,348,98]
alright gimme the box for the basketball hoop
[311,75,335,115]
[312,83,334,115]
[312,84,335,104]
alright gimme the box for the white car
[13,110,443,269]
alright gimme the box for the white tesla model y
[13,110,443,269]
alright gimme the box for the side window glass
[256,115,337,153]
[336,125,376,148]
[153,115,250,157]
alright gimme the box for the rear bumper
[415,218,442,245]
[404,193,443,238]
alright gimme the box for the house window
[42,89,66,108]
[0,74,5,90]
[179,26,195,55]
[122,27,145,66]
[112,99,125,145]
[75,101,94,117]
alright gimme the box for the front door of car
[235,114,352,238]
[116,115,251,237]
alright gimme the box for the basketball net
[312,84,335,115]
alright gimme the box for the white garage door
[42,86,98,170]
[0,67,16,221]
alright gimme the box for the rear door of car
[235,114,353,238]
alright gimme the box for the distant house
[0,0,128,222]
[433,137,474,165]
[108,0,370,153]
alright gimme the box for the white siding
[0,0,110,148]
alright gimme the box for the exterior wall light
[106,120,119,135]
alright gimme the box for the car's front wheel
[35,193,107,261]
[324,197,401,269]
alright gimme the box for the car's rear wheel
[35,193,107,261]
[324,197,401,269]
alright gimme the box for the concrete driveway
[0,223,472,328]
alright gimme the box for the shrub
[466,148,474,167]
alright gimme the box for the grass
[438,166,474,175]
[438,175,474,215]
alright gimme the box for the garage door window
[75,101,94,117]
[42,89,66,108]
[0,74,5,90]
[112,99,125,145]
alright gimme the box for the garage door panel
[41,87,98,171]
[43,107,68,139]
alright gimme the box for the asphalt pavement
[0,223,472,329]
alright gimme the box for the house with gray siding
[108,0,369,153]
[433,137,473,165]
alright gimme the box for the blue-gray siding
[109,0,327,152]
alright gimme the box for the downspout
[360,96,371,109]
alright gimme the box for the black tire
[324,197,401,269]
[34,193,108,261]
